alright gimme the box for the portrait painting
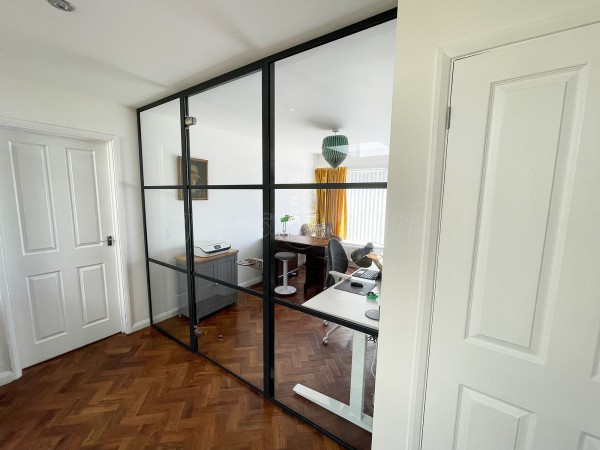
[178,156,208,200]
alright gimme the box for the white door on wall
[0,128,122,368]
[421,23,600,450]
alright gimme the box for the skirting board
[239,276,262,288]
[0,369,19,387]
[130,319,150,333]
[130,306,180,334]
[130,276,264,334]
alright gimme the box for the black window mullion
[262,62,275,398]
[273,182,387,190]
[180,97,198,353]
[137,111,154,326]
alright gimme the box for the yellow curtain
[315,167,347,240]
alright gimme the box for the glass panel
[274,305,375,449]
[189,187,264,389]
[144,188,187,268]
[195,289,264,390]
[191,189,263,293]
[274,20,396,184]
[149,261,191,347]
[188,71,262,185]
[274,188,384,303]
[139,99,183,186]
[272,189,327,303]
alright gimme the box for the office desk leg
[349,331,367,420]
[292,331,373,432]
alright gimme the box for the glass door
[186,71,265,390]
[139,99,196,349]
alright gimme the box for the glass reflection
[139,99,182,186]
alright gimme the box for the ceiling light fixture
[47,0,75,12]
[321,130,349,168]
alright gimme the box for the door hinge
[184,116,197,127]
[446,106,452,130]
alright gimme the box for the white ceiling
[146,19,397,156]
[0,0,397,108]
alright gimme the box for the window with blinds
[346,168,387,245]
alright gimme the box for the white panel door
[0,128,121,368]
[422,23,600,450]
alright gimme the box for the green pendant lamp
[322,130,349,168]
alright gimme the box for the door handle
[101,236,114,246]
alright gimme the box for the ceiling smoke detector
[47,0,75,11]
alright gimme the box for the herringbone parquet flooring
[0,327,342,450]
[155,267,375,450]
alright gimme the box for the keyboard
[353,268,380,280]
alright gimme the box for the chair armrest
[328,271,351,284]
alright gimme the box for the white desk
[293,275,380,432]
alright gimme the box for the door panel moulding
[403,10,600,450]
[0,116,132,383]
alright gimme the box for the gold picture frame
[178,156,208,200]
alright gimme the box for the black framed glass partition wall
[139,99,195,348]
[274,19,396,185]
[269,20,394,446]
[186,72,265,390]
[273,303,378,450]
[137,9,396,450]
[189,188,265,391]
[272,187,385,450]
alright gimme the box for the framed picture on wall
[178,156,208,200]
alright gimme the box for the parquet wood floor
[155,267,375,450]
[0,327,342,450]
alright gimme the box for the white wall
[373,1,600,449]
[189,123,264,285]
[139,107,310,291]
[275,147,316,238]
[139,109,185,318]
[0,74,146,375]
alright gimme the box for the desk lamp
[280,215,293,236]
[351,242,382,320]
[350,242,383,271]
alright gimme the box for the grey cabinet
[176,250,238,321]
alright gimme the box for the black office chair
[322,238,349,344]
[325,238,348,287]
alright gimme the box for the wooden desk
[274,235,330,293]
